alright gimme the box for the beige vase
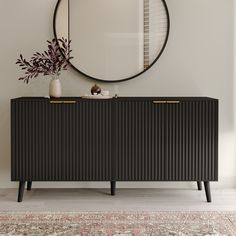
[49,77,62,98]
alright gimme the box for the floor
[0,188,236,212]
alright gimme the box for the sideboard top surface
[11,97,218,102]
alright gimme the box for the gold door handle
[153,101,180,104]
[50,100,76,104]
[153,101,167,104]
[166,101,180,104]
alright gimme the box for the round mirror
[54,0,170,82]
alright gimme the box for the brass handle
[153,101,167,104]
[166,101,180,104]
[153,101,180,104]
[50,100,76,104]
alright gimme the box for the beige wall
[0,0,235,189]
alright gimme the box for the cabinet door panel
[12,101,53,180]
[165,101,218,181]
[11,100,112,181]
[115,100,165,181]
[75,100,112,181]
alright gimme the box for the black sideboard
[11,97,218,202]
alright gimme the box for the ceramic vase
[49,76,62,98]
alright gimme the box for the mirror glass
[54,0,169,82]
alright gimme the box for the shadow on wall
[0,100,11,185]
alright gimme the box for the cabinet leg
[204,181,212,203]
[17,181,26,202]
[111,181,116,196]
[27,181,32,191]
[197,181,202,191]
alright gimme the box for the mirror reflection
[55,0,169,82]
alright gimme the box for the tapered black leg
[197,181,202,191]
[111,181,116,196]
[27,181,32,191]
[204,181,211,202]
[17,181,26,202]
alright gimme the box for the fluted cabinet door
[115,99,166,181]
[165,100,218,181]
[75,100,112,181]
[115,99,218,181]
[11,99,112,181]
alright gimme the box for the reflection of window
[144,0,168,68]
[144,0,150,69]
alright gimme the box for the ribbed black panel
[75,100,112,181]
[165,100,218,181]
[115,99,218,181]
[115,100,166,181]
[11,99,112,181]
[11,97,218,182]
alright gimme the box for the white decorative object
[102,90,110,96]
[114,85,119,98]
[49,77,62,98]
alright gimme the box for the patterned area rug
[0,212,236,235]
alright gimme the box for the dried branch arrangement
[16,38,73,84]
